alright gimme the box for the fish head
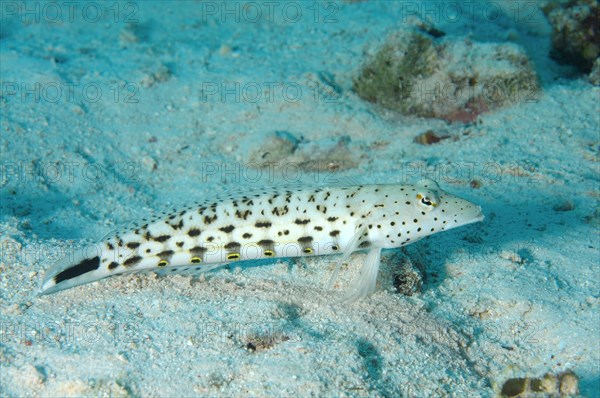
[374,179,484,248]
[414,179,484,231]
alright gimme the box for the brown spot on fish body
[170,219,184,230]
[235,209,251,220]
[188,228,201,237]
[123,256,142,267]
[255,221,272,228]
[298,236,313,244]
[127,242,140,249]
[190,246,207,258]
[204,214,217,224]
[272,206,289,216]
[157,250,174,260]
[225,242,241,251]
[316,205,327,214]
[298,236,314,254]
[258,239,276,254]
[219,225,235,233]
[155,235,171,242]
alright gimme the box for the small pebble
[559,370,579,395]
[501,377,528,397]
[553,200,575,212]
[530,373,557,393]
[414,130,445,145]
[470,179,482,189]
[140,156,157,171]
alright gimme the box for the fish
[40,179,483,301]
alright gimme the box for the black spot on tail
[54,256,100,284]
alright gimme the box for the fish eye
[416,192,437,211]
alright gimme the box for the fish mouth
[458,206,484,227]
[443,204,484,230]
[474,206,485,222]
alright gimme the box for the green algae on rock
[543,0,600,74]
[589,57,600,85]
[353,26,540,122]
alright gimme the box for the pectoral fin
[338,247,382,303]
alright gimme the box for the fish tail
[39,245,108,295]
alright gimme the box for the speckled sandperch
[40,180,483,301]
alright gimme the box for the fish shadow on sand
[415,188,591,292]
